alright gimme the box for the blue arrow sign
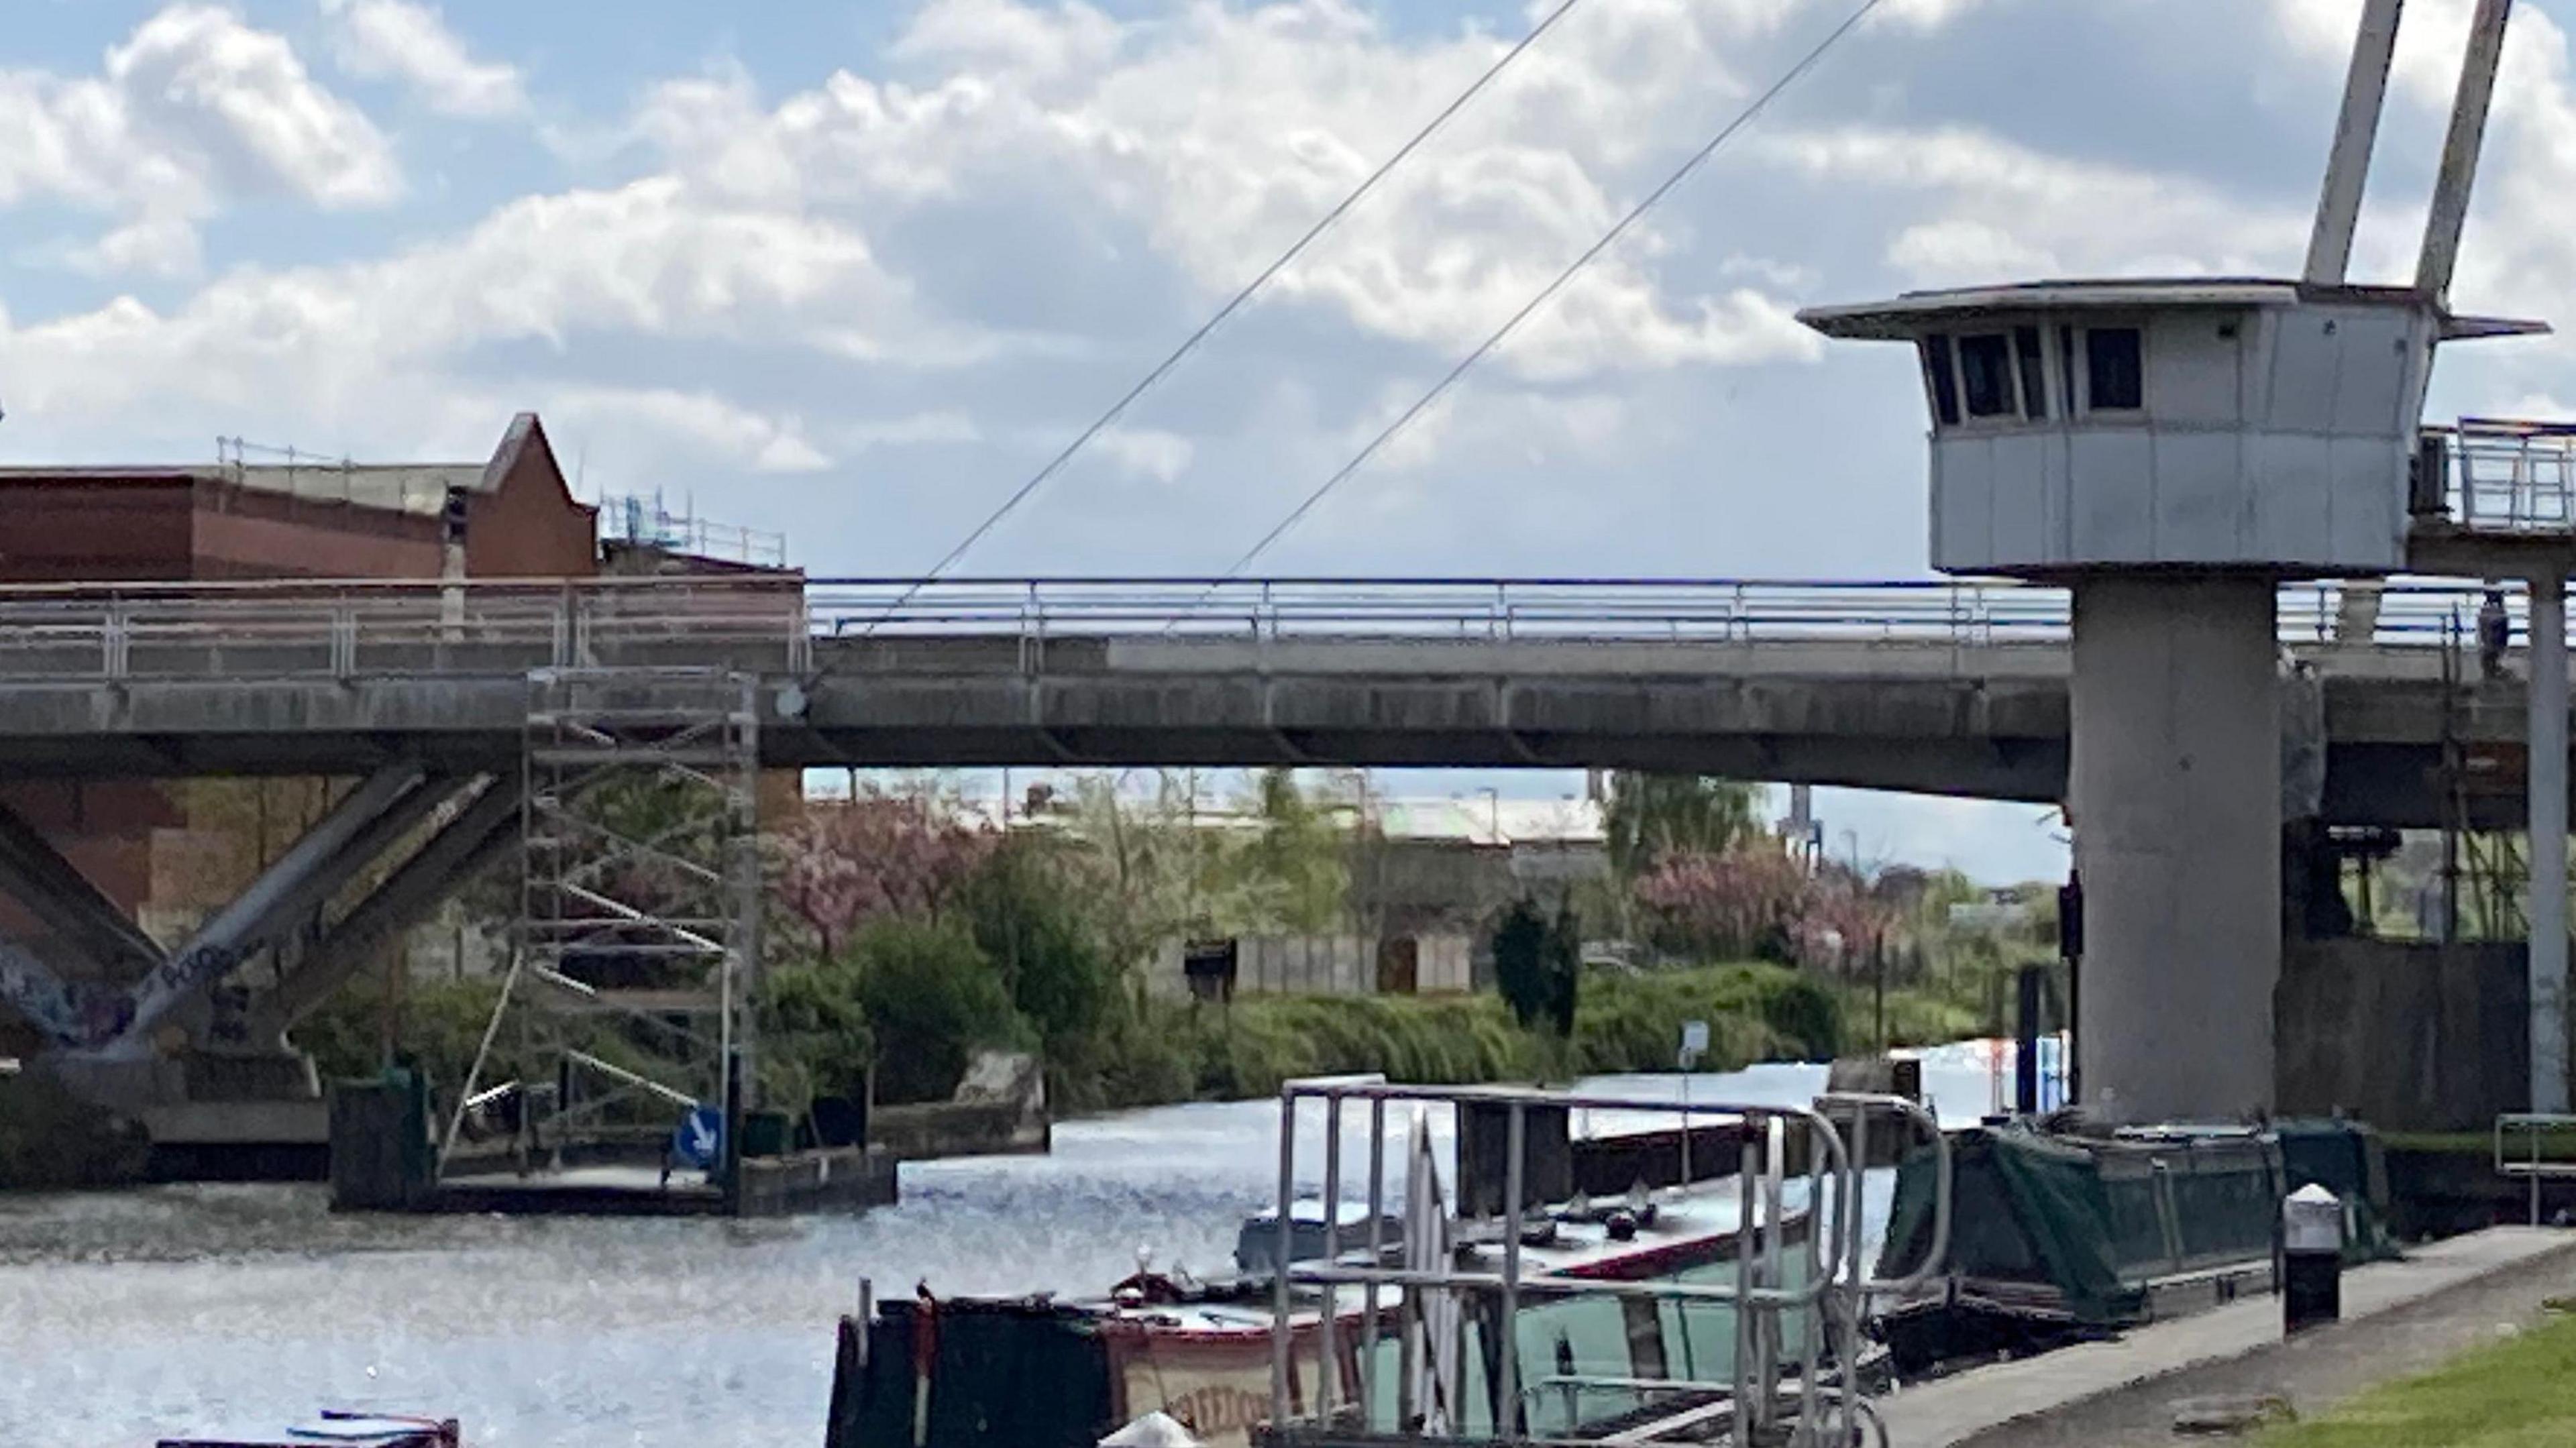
[672,1105,724,1170]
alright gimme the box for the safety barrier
[0,575,2544,683]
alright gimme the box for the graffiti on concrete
[0,956,137,1049]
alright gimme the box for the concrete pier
[2070,575,2281,1123]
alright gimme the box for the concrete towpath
[1878,1227,2576,1447]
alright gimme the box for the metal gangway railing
[2494,1113,2576,1227]
[2435,418,2576,535]
[0,575,2540,685]
[1264,1078,1949,1448]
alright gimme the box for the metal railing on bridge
[0,575,2531,683]
[2434,418,2576,534]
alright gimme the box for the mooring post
[2282,1184,2344,1335]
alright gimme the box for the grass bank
[2256,1306,2576,1446]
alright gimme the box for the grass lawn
[2257,1308,2576,1446]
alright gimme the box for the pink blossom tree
[771,789,998,960]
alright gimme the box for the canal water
[0,1052,1998,1447]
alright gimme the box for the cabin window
[1957,333,2014,418]
[2015,326,2049,419]
[2086,327,2145,410]
[2058,326,2080,411]
[1921,336,1962,427]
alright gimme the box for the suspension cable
[904,0,1597,594]
[1213,0,1890,582]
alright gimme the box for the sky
[8,0,2576,884]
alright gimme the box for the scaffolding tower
[447,668,762,1180]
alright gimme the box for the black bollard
[2282,1183,2343,1335]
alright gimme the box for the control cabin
[1799,280,2543,578]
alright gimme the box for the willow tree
[1604,773,1766,880]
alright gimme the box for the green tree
[962,835,1118,1046]
[758,954,875,1116]
[1605,774,1766,880]
[848,918,1026,1105]
[1220,768,1352,934]
[1493,898,1576,1034]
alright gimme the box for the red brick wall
[0,479,195,583]
[190,482,446,577]
[0,782,170,974]
[466,441,597,579]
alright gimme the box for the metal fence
[2440,419,2576,535]
[1265,1077,1949,1448]
[2493,1112,2576,1227]
[0,575,2542,683]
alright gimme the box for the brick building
[0,415,600,990]
[0,413,596,582]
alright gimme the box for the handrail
[0,576,2544,688]
[2493,1111,2576,1226]
[1265,1076,1917,1447]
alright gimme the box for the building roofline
[1798,276,2548,342]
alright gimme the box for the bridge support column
[2531,573,2569,1114]
[249,775,523,1044]
[106,763,441,1056]
[0,801,166,979]
[2069,575,2281,1124]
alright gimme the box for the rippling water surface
[0,1054,1998,1447]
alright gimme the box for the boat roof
[1075,1182,1776,1339]
[1797,276,2548,343]
[158,1415,453,1447]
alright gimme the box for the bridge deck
[0,577,2544,826]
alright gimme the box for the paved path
[1879,1227,2576,1447]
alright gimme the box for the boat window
[1957,333,2015,418]
[2015,326,2049,419]
[1921,336,1962,427]
[2086,327,2145,410]
[2059,325,2080,411]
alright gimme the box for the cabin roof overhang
[1796,276,2548,343]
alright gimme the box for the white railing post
[103,599,128,681]
[331,603,358,679]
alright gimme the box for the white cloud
[1764,125,2311,285]
[1093,427,1195,484]
[0,4,394,279]
[0,175,932,451]
[320,0,527,119]
[541,387,831,476]
[632,0,1835,379]
[66,218,205,280]
[109,4,399,209]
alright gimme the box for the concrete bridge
[0,571,2556,1156]
[0,575,2544,828]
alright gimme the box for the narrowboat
[824,1107,1817,1448]
[1870,1117,2396,1376]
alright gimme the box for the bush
[1183,993,1534,1100]
[850,918,1026,1105]
[294,974,504,1090]
[761,954,875,1114]
[1760,974,1843,1062]
[1568,963,1844,1074]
